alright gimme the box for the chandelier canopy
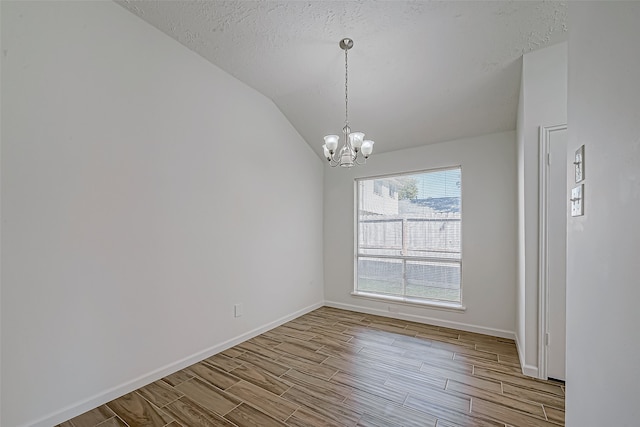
[323,38,374,168]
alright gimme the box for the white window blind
[356,168,462,304]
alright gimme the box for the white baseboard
[515,332,526,371]
[324,300,515,340]
[514,332,539,378]
[521,364,540,378]
[27,301,324,427]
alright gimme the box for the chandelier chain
[344,46,349,127]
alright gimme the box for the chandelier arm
[354,155,368,166]
[327,154,342,167]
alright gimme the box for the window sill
[350,291,467,312]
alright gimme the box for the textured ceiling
[116,1,568,158]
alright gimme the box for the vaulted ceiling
[116,1,568,158]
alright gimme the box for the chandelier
[323,38,374,168]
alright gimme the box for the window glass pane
[357,257,403,295]
[406,219,461,259]
[405,259,461,302]
[356,168,462,303]
[359,219,402,251]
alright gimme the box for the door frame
[538,123,567,380]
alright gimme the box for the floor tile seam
[540,402,566,411]
[474,348,507,359]
[63,414,99,427]
[154,394,184,410]
[419,366,483,385]
[82,405,118,425]
[385,371,447,395]
[391,336,436,350]
[235,368,294,397]
[344,334,356,344]
[354,411,398,427]
[500,388,566,410]
[238,392,301,423]
[93,414,130,427]
[350,386,427,414]
[188,363,242,387]
[277,366,294,380]
[137,378,189,406]
[281,407,298,424]
[326,376,392,407]
[326,370,356,404]
[468,406,543,427]
[406,377,482,407]
[400,387,411,407]
[162,420,179,427]
[401,394,473,422]
[171,386,242,422]
[221,349,245,358]
[453,359,528,377]
[278,382,296,398]
[242,346,284,363]
[469,362,549,381]
[230,357,293,387]
[340,389,351,404]
[472,374,564,398]
[326,365,340,382]
[419,360,475,377]
[440,399,515,427]
[471,395,552,422]
[469,371,556,394]
[132,390,176,422]
[220,401,243,417]
[285,366,352,395]
[446,384,553,419]
[451,349,500,363]
[280,386,353,425]
[201,361,240,376]
[228,379,302,414]
[543,416,566,427]
[104,394,168,427]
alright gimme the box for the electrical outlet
[234,303,243,318]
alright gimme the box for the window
[355,167,462,306]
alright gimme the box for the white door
[547,128,568,381]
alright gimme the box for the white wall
[0,2,324,426]
[324,131,517,337]
[566,3,640,425]
[515,43,567,375]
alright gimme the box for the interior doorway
[538,124,568,381]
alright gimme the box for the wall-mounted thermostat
[571,184,584,217]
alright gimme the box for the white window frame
[352,167,465,312]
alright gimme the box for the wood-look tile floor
[58,307,565,427]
